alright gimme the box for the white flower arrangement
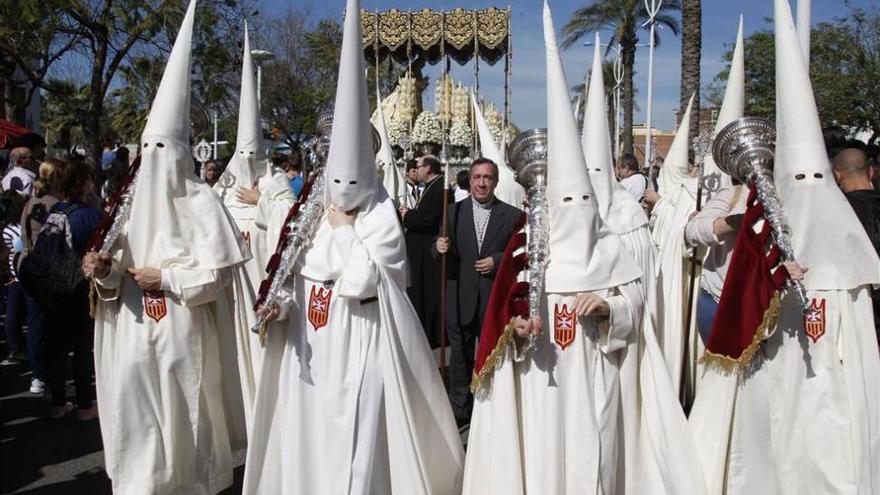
[448,118,472,148]
[385,119,407,147]
[412,111,443,145]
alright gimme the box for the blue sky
[262,0,874,132]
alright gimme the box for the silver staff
[251,114,334,337]
[509,128,549,351]
[712,116,812,315]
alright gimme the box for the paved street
[0,360,245,494]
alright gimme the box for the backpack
[18,203,84,309]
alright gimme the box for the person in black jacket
[399,155,447,347]
[833,147,880,345]
[436,158,522,425]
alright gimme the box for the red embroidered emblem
[308,286,332,331]
[554,304,576,350]
[804,298,826,343]
[241,231,251,250]
[143,290,167,323]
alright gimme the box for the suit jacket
[403,176,446,237]
[443,197,522,327]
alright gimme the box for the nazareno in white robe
[464,282,644,495]
[94,244,249,495]
[215,166,295,430]
[689,288,880,495]
[243,191,464,494]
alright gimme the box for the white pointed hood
[325,0,381,211]
[581,33,648,233]
[700,16,744,190]
[216,22,268,206]
[472,93,525,208]
[543,0,640,293]
[796,0,811,65]
[375,86,405,202]
[658,92,695,198]
[129,0,247,270]
[773,0,880,290]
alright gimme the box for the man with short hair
[615,153,649,202]
[436,158,521,426]
[404,158,420,207]
[833,147,880,341]
[400,154,446,347]
[1,147,36,196]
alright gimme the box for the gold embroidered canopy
[362,7,511,65]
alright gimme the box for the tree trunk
[621,38,636,157]
[86,29,110,169]
[680,0,701,141]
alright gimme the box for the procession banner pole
[438,33,451,384]
[440,157,450,384]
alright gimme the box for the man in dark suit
[400,155,446,347]
[436,158,522,425]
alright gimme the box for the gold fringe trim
[698,290,783,374]
[469,318,517,394]
[88,280,98,319]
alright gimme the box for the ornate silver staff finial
[713,116,812,316]
[508,128,549,353]
[692,131,719,194]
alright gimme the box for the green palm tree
[561,0,680,157]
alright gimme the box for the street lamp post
[642,0,662,176]
[250,49,276,105]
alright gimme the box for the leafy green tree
[3,0,255,165]
[260,13,343,140]
[706,7,879,143]
[561,0,680,156]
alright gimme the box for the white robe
[243,194,464,495]
[652,181,703,400]
[221,170,295,430]
[94,258,246,495]
[689,288,880,495]
[615,225,706,494]
[463,282,643,495]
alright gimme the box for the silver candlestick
[509,128,549,352]
[712,116,812,315]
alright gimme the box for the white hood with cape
[688,1,880,493]
[463,4,703,494]
[243,0,464,491]
[93,0,248,492]
[582,32,705,495]
[216,22,296,433]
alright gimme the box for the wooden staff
[680,171,706,408]
[439,158,450,384]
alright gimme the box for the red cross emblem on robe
[804,298,826,343]
[241,230,251,250]
[554,304,576,350]
[143,290,167,323]
[308,286,332,331]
